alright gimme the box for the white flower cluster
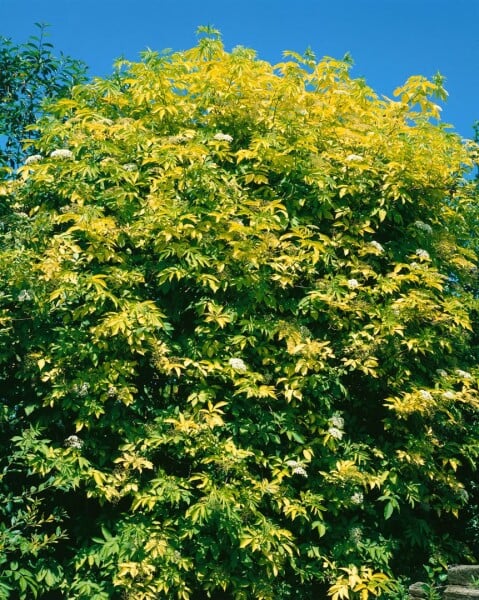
[349,526,363,543]
[351,491,364,505]
[436,369,448,378]
[345,154,364,162]
[292,465,308,477]
[369,241,384,253]
[414,221,433,234]
[329,412,344,430]
[415,249,430,260]
[64,435,84,449]
[419,390,433,401]
[122,163,138,172]
[17,289,32,302]
[327,427,344,440]
[347,278,359,290]
[455,369,472,380]
[213,133,233,142]
[442,391,455,400]
[50,149,74,160]
[327,411,345,440]
[286,460,308,477]
[228,357,247,373]
[24,154,43,165]
[73,382,90,398]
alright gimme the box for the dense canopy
[0,28,478,599]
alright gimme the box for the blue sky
[0,0,478,138]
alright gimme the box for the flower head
[213,133,233,142]
[456,369,472,380]
[414,221,433,234]
[292,465,308,477]
[347,279,359,290]
[18,289,32,302]
[50,149,73,160]
[442,391,455,400]
[419,390,433,402]
[228,357,247,373]
[286,460,308,477]
[351,492,364,505]
[64,435,84,449]
[349,526,363,543]
[24,154,43,165]
[74,382,90,397]
[328,427,344,440]
[329,412,344,430]
[415,249,430,260]
[346,154,364,162]
[122,163,138,172]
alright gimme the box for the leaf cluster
[0,23,87,171]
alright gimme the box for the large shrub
[0,28,478,599]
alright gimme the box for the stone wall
[409,566,479,599]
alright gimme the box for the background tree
[0,23,87,172]
[0,28,478,599]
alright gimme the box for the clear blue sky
[1,0,478,138]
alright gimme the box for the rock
[409,566,479,599]
[448,566,479,587]
[444,585,479,600]
[409,582,429,598]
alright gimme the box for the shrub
[0,27,478,599]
